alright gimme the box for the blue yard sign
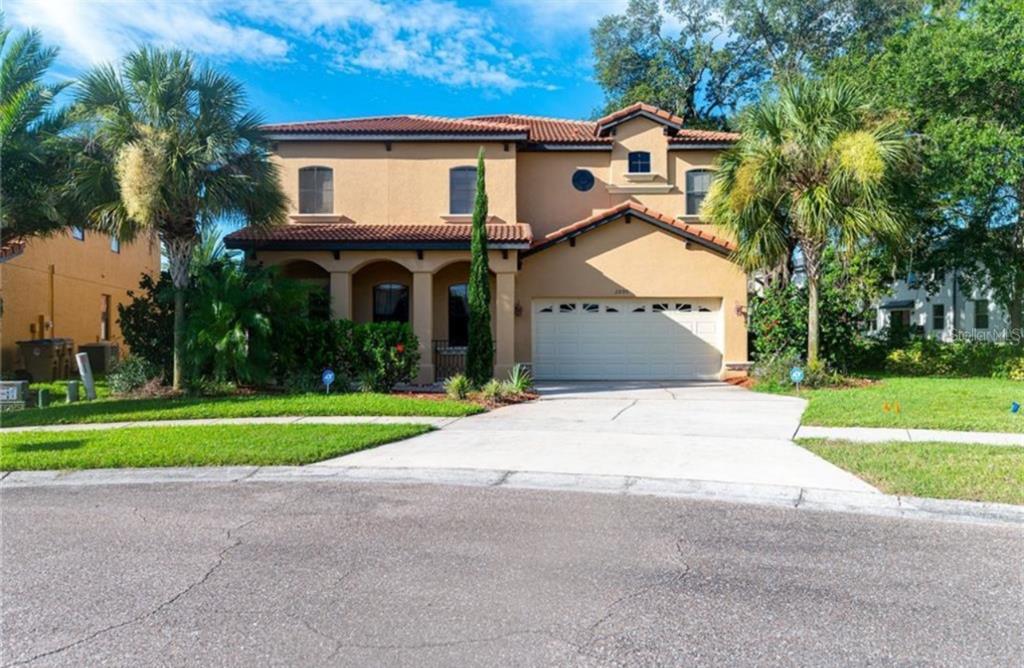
[1012,401,1021,414]
[322,369,336,394]
[789,367,805,385]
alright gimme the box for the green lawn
[0,392,482,428]
[0,423,431,470]
[799,438,1024,505]
[29,378,111,401]
[789,377,1024,433]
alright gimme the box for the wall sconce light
[514,301,523,317]
[734,302,747,317]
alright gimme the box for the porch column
[412,271,435,384]
[495,272,515,378]
[329,271,351,320]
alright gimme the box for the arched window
[627,151,651,174]
[448,283,469,346]
[686,169,713,216]
[299,166,334,214]
[449,166,477,214]
[373,283,409,323]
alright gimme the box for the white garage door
[532,298,723,380]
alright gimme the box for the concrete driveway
[322,382,875,493]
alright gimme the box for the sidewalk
[0,415,459,433]
[796,425,1024,446]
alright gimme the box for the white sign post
[76,352,97,400]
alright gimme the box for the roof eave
[523,209,733,259]
[668,142,737,150]
[224,238,530,252]
[265,132,529,142]
[596,109,683,135]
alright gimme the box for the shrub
[751,354,844,391]
[444,374,473,400]
[108,356,162,395]
[272,319,357,392]
[505,363,534,394]
[480,378,506,402]
[885,340,1024,378]
[354,322,420,392]
[117,272,176,377]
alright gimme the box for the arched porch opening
[351,260,415,326]
[279,259,330,320]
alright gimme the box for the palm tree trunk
[802,241,823,365]
[165,237,195,391]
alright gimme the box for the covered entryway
[532,298,723,380]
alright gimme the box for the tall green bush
[465,147,494,385]
[354,322,420,392]
[117,271,177,377]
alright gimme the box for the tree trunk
[802,241,823,365]
[165,237,196,391]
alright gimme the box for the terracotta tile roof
[668,129,741,144]
[263,115,529,136]
[224,223,533,248]
[264,104,738,145]
[531,201,735,255]
[0,238,26,263]
[595,102,685,130]
[468,114,606,144]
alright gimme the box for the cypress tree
[465,147,493,385]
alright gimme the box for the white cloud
[7,0,554,93]
[7,0,290,66]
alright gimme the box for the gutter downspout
[952,268,959,335]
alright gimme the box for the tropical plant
[465,147,494,385]
[272,318,358,392]
[703,77,916,363]
[443,374,473,400]
[505,363,534,394]
[0,17,77,246]
[71,48,287,390]
[187,260,306,385]
[479,378,506,402]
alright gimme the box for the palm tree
[0,16,76,246]
[72,48,287,390]
[703,77,915,364]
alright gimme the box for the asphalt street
[2,480,1021,667]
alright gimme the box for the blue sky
[9,0,631,122]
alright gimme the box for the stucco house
[224,103,749,384]
[0,229,159,375]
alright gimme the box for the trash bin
[79,342,121,374]
[15,339,66,383]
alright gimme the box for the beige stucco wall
[515,119,728,241]
[0,229,160,372]
[273,141,518,225]
[515,220,748,373]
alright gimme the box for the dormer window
[449,166,477,215]
[627,151,651,174]
[685,169,713,216]
[299,166,333,214]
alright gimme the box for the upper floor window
[627,151,651,174]
[71,226,85,241]
[449,166,477,215]
[685,169,713,216]
[932,303,945,331]
[298,166,333,214]
[374,283,409,323]
[110,236,120,253]
[974,299,989,329]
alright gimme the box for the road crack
[610,400,638,421]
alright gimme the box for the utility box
[0,380,29,411]
[79,342,121,374]
[15,338,73,382]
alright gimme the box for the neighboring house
[225,103,748,383]
[876,270,1012,341]
[0,229,160,375]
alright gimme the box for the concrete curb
[3,465,1021,527]
[796,425,1024,446]
[0,415,458,433]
